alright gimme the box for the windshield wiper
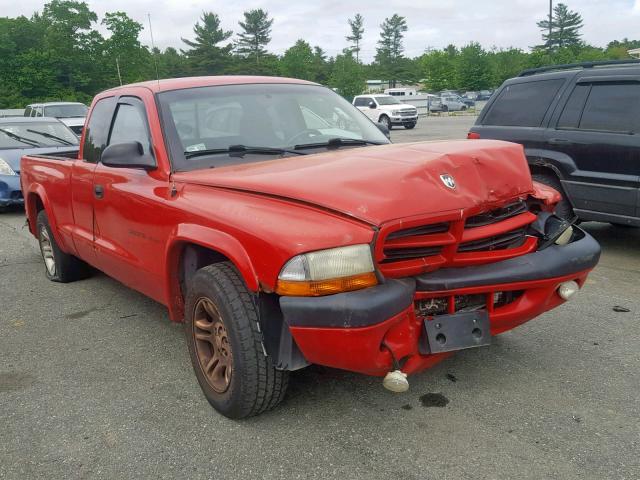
[0,128,43,147]
[27,129,76,146]
[184,144,307,159]
[293,137,385,150]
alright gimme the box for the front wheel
[184,262,289,419]
[404,123,416,129]
[442,105,449,112]
[36,210,90,282]
[379,115,391,130]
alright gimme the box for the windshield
[158,83,390,171]
[0,121,79,149]
[43,104,88,118]
[375,96,402,105]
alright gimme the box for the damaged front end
[275,196,600,382]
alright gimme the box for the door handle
[94,184,104,199]
[548,138,572,145]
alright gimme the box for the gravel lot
[1,116,639,479]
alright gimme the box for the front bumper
[280,228,600,376]
[0,174,23,207]
[390,115,418,124]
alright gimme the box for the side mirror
[101,141,156,170]
[376,122,391,139]
[368,101,376,109]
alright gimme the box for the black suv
[469,60,640,227]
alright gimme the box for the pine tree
[346,14,364,63]
[375,14,407,88]
[181,12,232,74]
[236,8,273,66]
[537,3,583,50]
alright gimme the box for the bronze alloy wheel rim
[39,226,56,276]
[193,297,233,393]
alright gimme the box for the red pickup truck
[21,76,600,418]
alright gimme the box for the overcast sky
[3,0,640,61]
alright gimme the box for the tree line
[1,0,638,108]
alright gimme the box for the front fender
[164,223,259,322]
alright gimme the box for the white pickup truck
[353,94,418,130]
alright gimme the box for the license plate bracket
[421,310,491,354]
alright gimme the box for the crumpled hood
[172,140,534,225]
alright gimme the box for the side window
[483,79,564,127]
[24,107,31,117]
[108,100,152,156]
[578,83,640,133]
[82,97,116,163]
[354,97,369,107]
[557,84,589,129]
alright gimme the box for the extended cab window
[353,97,370,107]
[108,100,152,156]
[483,79,564,127]
[82,97,116,163]
[578,83,640,133]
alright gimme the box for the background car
[468,60,640,227]
[429,94,468,112]
[0,117,79,211]
[24,102,88,136]
[353,94,418,129]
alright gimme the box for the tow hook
[381,342,409,392]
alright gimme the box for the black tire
[404,123,416,129]
[461,105,467,111]
[442,105,449,112]
[184,262,288,419]
[531,172,574,220]
[36,210,91,282]
[379,115,391,130]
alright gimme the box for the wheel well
[379,114,389,121]
[27,193,45,233]
[178,243,230,300]
[527,159,563,180]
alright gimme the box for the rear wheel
[36,210,90,282]
[531,172,574,220]
[404,123,416,129]
[461,105,467,111]
[184,262,289,418]
[442,105,449,113]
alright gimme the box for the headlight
[0,158,16,176]
[276,244,377,296]
[554,225,573,245]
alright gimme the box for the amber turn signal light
[275,272,378,297]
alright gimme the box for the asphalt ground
[1,115,639,479]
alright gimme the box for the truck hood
[172,140,534,226]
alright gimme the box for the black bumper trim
[280,279,415,328]
[415,228,600,292]
[279,228,600,329]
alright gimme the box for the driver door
[91,96,168,302]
